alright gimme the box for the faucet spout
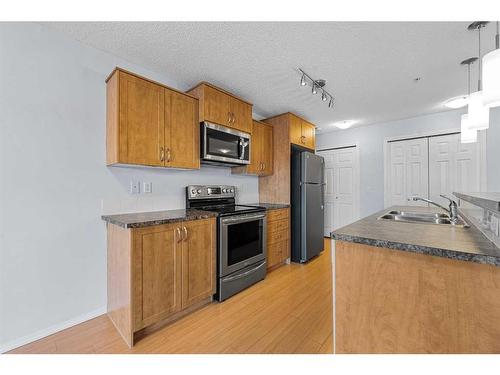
[412,196,459,223]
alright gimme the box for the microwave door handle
[239,138,248,160]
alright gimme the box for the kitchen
[2,12,500,367]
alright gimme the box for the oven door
[201,122,250,165]
[219,212,266,277]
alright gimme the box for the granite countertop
[102,209,218,229]
[331,205,500,267]
[453,192,500,213]
[245,203,291,210]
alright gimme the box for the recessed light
[333,120,356,129]
[444,95,469,109]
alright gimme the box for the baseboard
[0,306,107,353]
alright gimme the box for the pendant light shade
[482,48,500,108]
[460,114,477,143]
[468,91,490,130]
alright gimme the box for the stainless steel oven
[201,122,250,165]
[219,212,266,277]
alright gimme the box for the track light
[298,68,335,109]
[300,74,307,86]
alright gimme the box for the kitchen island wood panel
[335,240,500,353]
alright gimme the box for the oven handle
[221,262,266,282]
[221,213,266,224]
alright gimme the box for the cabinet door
[203,85,230,126]
[181,219,216,309]
[119,71,165,166]
[301,121,316,150]
[167,90,200,169]
[229,97,252,133]
[247,121,263,174]
[261,123,273,175]
[134,224,182,328]
[289,114,303,146]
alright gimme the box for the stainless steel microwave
[200,122,251,166]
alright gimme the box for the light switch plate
[143,182,152,194]
[130,181,140,194]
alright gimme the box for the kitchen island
[331,206,500,354]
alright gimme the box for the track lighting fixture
[300,73,307,86]
[298,68,335,109]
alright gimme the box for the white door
[388,138,429,207]
[318,147,359,236]
[429,133,479,207]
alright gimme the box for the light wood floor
[10,239,333,354]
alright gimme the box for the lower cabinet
[107,217,216,347]
[266,208,290,270]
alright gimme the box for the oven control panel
[187,185,236,200]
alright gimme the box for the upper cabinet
[232,120,273,176]
[187,82,253,134]
[106,68,200,169]
[289,113,316,150]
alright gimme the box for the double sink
[378,210,469,228]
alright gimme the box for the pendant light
[468,21,490,130]
[461,57,478,143]
[482,21,500,108]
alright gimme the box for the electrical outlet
[143,182,152,194]
[130,181,140,194]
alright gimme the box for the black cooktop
[200,204,265,216]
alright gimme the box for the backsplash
[101,164,259,215]
[459,200,500,249]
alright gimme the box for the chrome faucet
[412,195,459,223]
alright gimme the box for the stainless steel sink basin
[377,210,469,227]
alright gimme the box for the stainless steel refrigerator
[291,150,325,263]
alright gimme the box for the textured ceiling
[44,22,498,133]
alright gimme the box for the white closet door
[405,138,429,206]
[388,138,429,207]
[429,133,479,207]
[318,148,358,236]
[333,148,357,229]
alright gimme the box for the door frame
[383,128,487,208]
[316,144,361,231]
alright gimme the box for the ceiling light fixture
[467,21,490,131]
[334,120,356,130]
[482,21,500,108]
[300,73,307,86]
[298,68,335,109]
[460,58,478,143]
[444,95,469,109]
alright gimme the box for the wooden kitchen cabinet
[187,82,253,134]
[107,217,216,347]
[288,113,316,150]
[266,208,290,270]
[181,219,216,309]
[106,68,200,169]
[232,120,273,176]
[259,113,316,204]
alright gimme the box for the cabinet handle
[301,136,306,144]
[228,112,232,125]
[232,113,236,124]
[176,227,182,242]
[166,148,171,162]
[262,162,265,171]
[183,226,188,241]
[160,147,165,162]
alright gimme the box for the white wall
[317,108,500,218]
[0,23,258,351]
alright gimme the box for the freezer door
[301,183,325,261]
[302,152,325,184]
